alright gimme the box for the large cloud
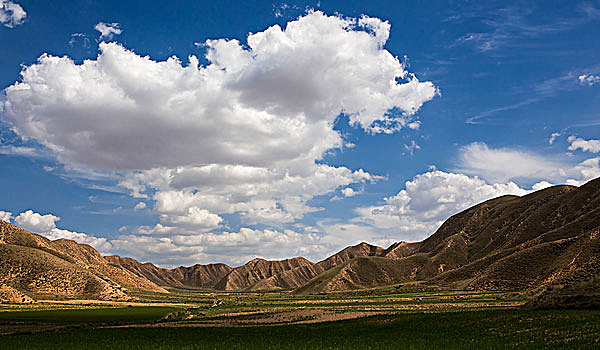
[4,11,436,171]
[3,11,436,231]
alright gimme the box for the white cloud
[341,187,357,197]
[578,74,600,86]
[13,210,112,252]
[353,170,529,241]
[456,142,600,187]
[3,11,435,235]
[4,12,435,171]
[456,142,565,183]
[0,210,13,223]
[94,22,122,41]
[0,0,26,28]
[133,202,146,211]
[531,180,554,191]
[549,132,561,145]
[110,227,328,266]
[568,136,600,153]
[0,145,49,158]
[14,210,60,233]
[565,157,600,186]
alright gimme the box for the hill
[105,255,233,289]
[297,178,600,295]
[106,242,390,291]
[0,220,166,301]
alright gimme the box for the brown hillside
[173,263,233,288]
[104,255,233,289]
[214,257,315,291]
[0,220,166,300]
[0,284,35,304]
[247,242,388,291]
[317,242,385,270]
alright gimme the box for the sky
[1,0,599,267]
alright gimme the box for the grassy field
[1,309,599,349]
[0,288,598,349]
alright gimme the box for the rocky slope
[214,257,315,291]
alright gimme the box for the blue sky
[1,0,599,266]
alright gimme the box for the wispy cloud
[467,66,600,124]
[0,145,52,159]
[466,98,539,125]
[451,4,600,53]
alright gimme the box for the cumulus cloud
[353,170,529,241]
[0,210,13,222]
[341,187,357,197]
[5,12,435,171]
[578,74,600,86]
[0,0,26,28]
[13,210,112,252]
[568,136,600,153]
[94,22,122,40]
[14,210,60,233]
[3,11,435,234]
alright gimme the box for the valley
[1,178,600,348]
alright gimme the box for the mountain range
[1,177,599,305]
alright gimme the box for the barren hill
[107,242,387,291]
[105,255,232,289]
[297,178,600,293]
[248,242,389,291]
[0,220,166,301]
[214,257,315,291]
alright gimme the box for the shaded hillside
[0,220,165,301]
[105,255,232,289]
[248,242,389,291]
[214,257,314,291]
[296,256,419,294]
[297,178,600,293]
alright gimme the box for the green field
[0,288,598,349]
[0,306,181,324]
[1,309,599,349]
